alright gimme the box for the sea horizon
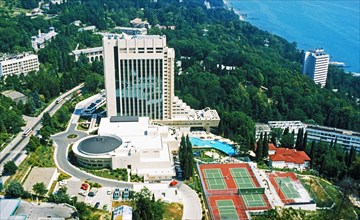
[226,0,360,74]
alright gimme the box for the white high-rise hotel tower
[302,48,330,88]
[103,34,220,129]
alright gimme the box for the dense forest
[0,0,359,149]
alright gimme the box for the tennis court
[275,177,300,199]
[204,169,227,190]
[230,168,256,189]
[216,200,239,220]
[242,194,266,208]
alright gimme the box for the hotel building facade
[103,34,220,129]
[0,53,39,78]
[302,48,330,88]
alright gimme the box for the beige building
[103,34,220,130]
[72,116,177,182]
[0,53,39,78]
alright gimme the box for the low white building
[71,47,103,63]
[113,26,147,35]
[306,124,360,152]
[269,147,310,170]
[268,121,306,134]
[31,27,58,51]
[0,53,39,78]
[73,116,177,182]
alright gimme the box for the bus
[55,97,63,104]
[22,128,33,137]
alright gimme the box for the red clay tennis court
[198,163,271,220]
[268,172,302,204]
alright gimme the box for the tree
[280,131,294,148]
[255,133,263,162]
[347,146,356,167]
[133,187,164,220]
[301,131,308,151]
[32,182,48,197]
[295,128,303,151]
[262,133,268,159]
[5,181,25,198]
[84,72,104,92]
[309,141,315,168]
[3,161,17,175]
[48,186,71,204]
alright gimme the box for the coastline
[223,0,245,21]
[221,0,360,73]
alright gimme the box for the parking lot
[85,186,112,211]
[54,177,128,211]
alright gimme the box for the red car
[81,183,89,190]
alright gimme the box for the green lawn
[300,176,333,207]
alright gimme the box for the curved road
[51,94,202,219]
[51,104,133,188]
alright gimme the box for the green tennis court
[275,177,300,199]
[230,168,256,189]
[216,200,239,220]
[242,194,266,208]
[204,169,227,190]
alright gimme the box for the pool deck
[190,131,237,146]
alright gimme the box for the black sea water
[229,0,360,73]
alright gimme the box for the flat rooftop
[0,199,22,220]
[99,117,149,137]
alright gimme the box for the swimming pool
[190,137,236,156]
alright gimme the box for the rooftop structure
[23,167,58,194]
[1,90,27,104]
[0,53,39,78]
[31,27,58,51]
[113,26,147,35]
[255,123,271,140]
[103,34,220,130]
[130,18,150,29]
[302,48,330,88]
[268,147,310,170]
[268,121,305,134]
[78,25,97,32]
[113,205,132,220]
[0,199,24,220]
[73,116,177,181]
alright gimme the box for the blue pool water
[190,137,236,155]
[229,0,360,73]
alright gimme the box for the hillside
[0,0,359,148]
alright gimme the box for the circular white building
[73,134,122,168]
[72,116,178,182]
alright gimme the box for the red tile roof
[268,143,277,150]
[269,148,310,164]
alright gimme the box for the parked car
[113,188,120,200]
[88,188,98,197]
[81,183,89,190]
[107,189,112,195]
[122,188,129,199]
[94,202,100,208]
[78,190,86,197]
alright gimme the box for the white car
[78,190,87,197]
[107,189,112,195]
[59,180,67,186]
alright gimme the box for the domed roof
[78,135,122,155]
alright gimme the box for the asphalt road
[51,97,133,188]
[0,84,84,172]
